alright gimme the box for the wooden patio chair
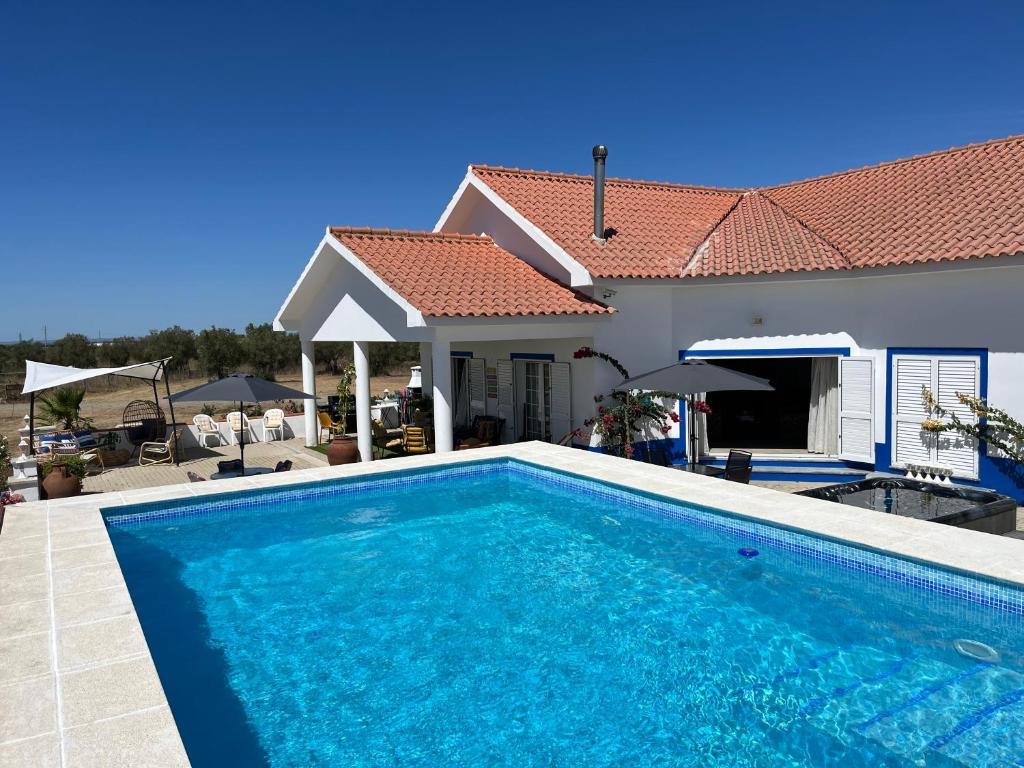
[458,418,497,450]
[402,425,430,454]
[318,411,345,442]
[372,419,403,458]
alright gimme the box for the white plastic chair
[226,411,253,445]
[263,408,285,441]
[193,414,223,448]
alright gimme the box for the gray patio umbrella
[615,359,774,467]
[169,373,314,474]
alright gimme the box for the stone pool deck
[2,441,1023,766]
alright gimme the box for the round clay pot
[327,436,359,465]
[42,466,82,500]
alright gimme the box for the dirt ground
[1,371,410,455]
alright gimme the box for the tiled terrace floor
[82,438,328,494]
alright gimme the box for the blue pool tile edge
[103,456,1024,617]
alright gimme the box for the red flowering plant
[572,347,683,459]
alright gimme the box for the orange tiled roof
[472,135,1024,279]
[329,227,613,318]
[472,166,741,278]
[686,192,850,277]
[763,136,1024,270]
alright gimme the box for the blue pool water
[105,460,1024,767]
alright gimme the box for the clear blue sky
[3,1,1022,341]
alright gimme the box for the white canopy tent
[22,359,171,395]
[22,358,179,463]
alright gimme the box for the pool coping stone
[1,441,1023,767]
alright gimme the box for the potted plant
[328,363,359,465]
[40,455,88,499]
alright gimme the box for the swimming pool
[105,458,1024,767]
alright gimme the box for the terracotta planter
[42,466,82,500]
[327,436,359,465]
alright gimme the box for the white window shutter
[496,360,516,443]
[548,362,572,444]
[892,356,933,468]
[934,358,979,479]
[838,357,874,463]
[890,355,980,479]
[468,358,486,418]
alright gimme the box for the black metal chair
[705,449,753,484]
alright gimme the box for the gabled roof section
[685,192,851,277]
[328,228,613,318]
[471,135,1024,280]
[763,135,1024,270]
[471,165,742,279]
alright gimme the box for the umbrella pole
[688,394,697,469]
[239,400,245,474]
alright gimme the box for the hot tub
[797,477,1018,535]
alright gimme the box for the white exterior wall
[438,183,578,286]
[661,262,1024,463]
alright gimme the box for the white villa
[275,136,1024,500]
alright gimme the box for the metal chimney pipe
[592,145,608,240]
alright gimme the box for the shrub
[37,387,92,430]
[41,454,88,481]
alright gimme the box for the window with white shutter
[496,360,516,443]
[838,357,874,463]
[891,354,980,479]
[468,358,486,419]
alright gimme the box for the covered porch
[274,227,614,462]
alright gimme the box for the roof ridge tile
[761,134,1024,192]
[330,226,492,243]
[471,164,744,195]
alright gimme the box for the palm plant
[37,386,93,431]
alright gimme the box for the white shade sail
[21,358,172,395]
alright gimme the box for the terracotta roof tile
[687,192,850,277]
[329,227,613,318]
[472,166,741,278]
[472,135,1024,279]
[763,135,1024,270]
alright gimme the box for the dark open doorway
[705,358,812,451]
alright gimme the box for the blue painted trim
[450,351,472,358]
[679,347,851,360]
[745,471,868,483]
[703,458,856,469]
[509,352,556,361]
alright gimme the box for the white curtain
[807,357,839,454]
[453,360,470,427]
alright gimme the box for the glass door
[523,361,551,441]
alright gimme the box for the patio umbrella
[168,373,314,474]
[615,359,774,467]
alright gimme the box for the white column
[301,337,317,447]
[431,339,453,453]
[353,341,373,462]
[419,341,433,394]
